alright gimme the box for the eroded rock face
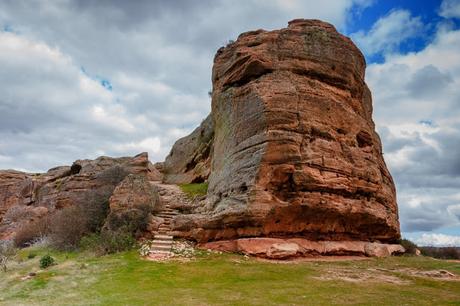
[173,19,400,244]
[0,152,154,239]
[162,114,213,184]
[104,174,160,233]
[198,238,405,259]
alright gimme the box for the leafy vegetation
[179,182,208,198]
[399,239,460,259]
[1,247,459,305]
[39,255,55,269]
[399,239,419,255]
[420,247,460,259]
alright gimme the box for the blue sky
[348,0,452,62]
[0,0,459,246]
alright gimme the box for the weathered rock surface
[172,19,400,244]
[198,238,405,259]
[104,174,160,232]
[0,152,155,239]
[162,114,213,184]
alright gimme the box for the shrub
[48,187,113,251]
[100,228,137,254]
[80,229,137,255]
[79,188,112,233]
[48,206,87,251]
[399,239,418,255]
[39,254,55,269]
[104,205,152,235]
[420,247,460,259]
[0,241,17,272]
[14,216,51,248]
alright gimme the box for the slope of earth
[0,249,459,305]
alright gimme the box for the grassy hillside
[179,183,208,198]
[1,247,459,305]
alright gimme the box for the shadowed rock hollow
[172,19,400,245]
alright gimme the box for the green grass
[179,182,208,198]
[1,247,459,305]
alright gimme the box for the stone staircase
[148,182,183,258]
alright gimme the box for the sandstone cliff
[172,19,400,244]
[162,114,213,184]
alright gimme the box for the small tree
[0,241,17,272]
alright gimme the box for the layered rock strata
[172,19,400,245]
[198,238,405,259]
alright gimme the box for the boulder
[162,114,213,184]
[266,243,300,259]
[198,238,405,259]
[104,174,160,232]
[173,19,400,244]
[147,162,163,181]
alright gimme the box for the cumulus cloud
[413,233,460,247]
[351,9,424,55]
[439,0,460,19]
[0,0,369,172]
[366,23,460,234]
[1,1,460,243]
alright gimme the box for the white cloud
[413,233,460,247]
[0,0,372,172]
[351,9,424,55]
[0,31,169,171]
[439,0,460,19]
[366,23,460,234]
[1,1,460,240]
[114,137,161,155]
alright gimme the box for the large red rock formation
[173,19,400,246]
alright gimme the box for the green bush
[104,205,152,235]
[80,229,137,255]
[39,255,55,269]
[48,188,113,251]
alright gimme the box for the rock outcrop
[172,19,400,246]
[0,152,156,239]
[198,238,405,259]
[104,174,161,233]
[162,114,213,184]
